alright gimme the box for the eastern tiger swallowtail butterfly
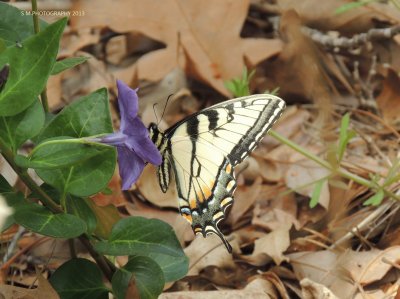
[149,94,285,252]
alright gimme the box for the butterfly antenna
[153,103,159,124]
[157,94,173,126]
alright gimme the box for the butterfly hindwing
[149,94,285,252]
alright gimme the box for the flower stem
[268,129,400,201]
[29,137,112,157]
[31,0,49,113]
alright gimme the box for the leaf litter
[3,0,400,298]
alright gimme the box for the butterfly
[149,94,285,252]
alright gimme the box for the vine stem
[0,139,62,212]
[269,130,400,201]
[31,0,49,113]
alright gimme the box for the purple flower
[100,80,162,190]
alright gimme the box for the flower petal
[127,136,162,166]
[117,147,145,190]
[116,80,139,132]
[123,117,148,137]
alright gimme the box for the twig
[0,236,50,284]
[304,25,400,49]
[329,200,396,249]
[2,226,25,264]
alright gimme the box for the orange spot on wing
[189,197,197,209]
[196,181,214,202]
[182,214,192,224]
[226,164,232,173]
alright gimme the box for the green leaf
[0,99,44,152]
[67,197,97,234]
[335,0,377,14]
[16,137,110,169]
[0,2,48,47]
[95,217,185,256]
[35,88,116,197]
[145,251,188,282]
[36,88,112,141]
[51,56,89,75]
[363,189,385,206]
[0,18,67,116]
[337,113,356,162]
[224,67,254,97]
[37,151,116,197]
[14,203,86,238]
[112,256,164,299]
[309,179,325,208]
[50,258,109,299]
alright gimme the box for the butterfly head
[148,122,164,149]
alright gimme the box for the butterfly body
[149,94,285,252]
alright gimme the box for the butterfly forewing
[150,94,285,252]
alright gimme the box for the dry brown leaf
[86,200,121,239]
[288,250,355,298]
[300,278,339,299]
[262,9,333,124]
[240,225,290,266]
[160,277,279,299]
[289,247,400,298]
[277,0,400,33]
[286,152,331,209]
[228,176,262,226]
[60,28,100,57]
[377,68,400,125]
[252,193,299,232]
[343,247,400,284]
[0,275,59,299]
[71,0,282,95]
[47,73,63,111]
[185,234,237,276]
[136,164,178,208]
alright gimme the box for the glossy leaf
[14,203,86,238]
[0,2,48,47]
[0,18,66,116]
[35,88,116,197]
[145,251,188,282]
[112,256,164,299]
[50,258,109,299]
[16,137,110,169]
[52,56,89,75]
[67,197,97,234]
[0,100,44,152]
[95,217,185,257]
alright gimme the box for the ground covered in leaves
[2,0,400,298]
